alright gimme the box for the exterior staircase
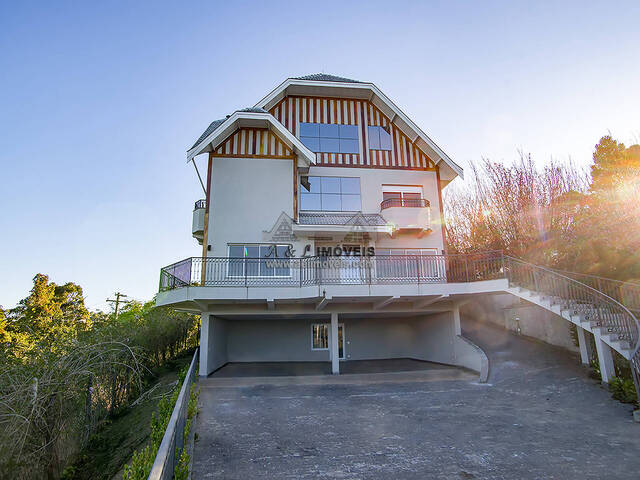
[503,256,640,401]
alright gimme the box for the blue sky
[1,1,639,311]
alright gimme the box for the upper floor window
[368,126,392,150]
[299,123,359,154]
[300,176,361,212]
[381,185,427,208]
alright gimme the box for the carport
[199,308,486,378]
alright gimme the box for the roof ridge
[291,73,362,83]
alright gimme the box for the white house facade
[156,74,639,390]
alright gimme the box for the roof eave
[186,111,316,166]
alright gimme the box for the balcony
[192,199,206,244]
[379,198,431,237]
[380,198,429,209]
[159,252,505,291]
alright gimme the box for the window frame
[300,122,360,154]
[381,186,425,207]
[310,323,345,359]
[300,176,362,212]
[311,323,329,351]
[226,244,293,278]
[368,125,392,151]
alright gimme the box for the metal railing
[159,252,506,291]
[550,269,640,315]
[504,256,640,400]
[148,348,199,480]
[194,199,206,210]
[380,198,430,209]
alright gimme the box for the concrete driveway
[191,319,640,480]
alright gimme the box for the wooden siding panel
[212,127,294,159]
[267,95,435,170]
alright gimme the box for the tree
[577,137,640,280]
[7,274,91,353]
[0,307,9,343]
[591,135,640,192]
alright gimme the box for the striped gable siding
[269,96,435,170]
[212,128,294,158]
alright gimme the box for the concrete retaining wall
[461,294,578,353]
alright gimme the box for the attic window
[299,123,359,154]
[368,126,392,151]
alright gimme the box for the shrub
[609,377,638,404]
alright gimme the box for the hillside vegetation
[445,135,640,283]
[0,280,199,480]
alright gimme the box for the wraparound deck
[159,252,504,289]
[156,252,507,310]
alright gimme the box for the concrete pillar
[199,312,210,377]
[452,304,462,336]
[595,336,615,383]
[576,326,591,365]
[330,312,339,374]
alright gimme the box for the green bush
[609,376,638,404]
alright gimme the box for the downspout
[200,152,213,285]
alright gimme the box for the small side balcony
[380,198,431,237]
[192,199,206,244]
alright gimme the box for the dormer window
[299,123,359,154]
[367,126,392,150]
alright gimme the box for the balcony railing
[380,198,429,210]
[159,252,505,291]
[194,199,206,210]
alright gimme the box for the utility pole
[106,292,130,319]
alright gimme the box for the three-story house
[157,74,507,377]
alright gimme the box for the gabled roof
[191,118,226,150]
[254,75,464,183]
[190,107,269,149]
[186,110,316,167]
[292,73,362,83]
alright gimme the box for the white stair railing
[504,256,640,402]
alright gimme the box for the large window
[300,123,359,154]
[227,244,291,277]
[300,176,361,212]
[368,126,392,150]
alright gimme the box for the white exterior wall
[207,160,443,256]
[303,165,443,252]
[225,313,457,365]
[208,157,302,256]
